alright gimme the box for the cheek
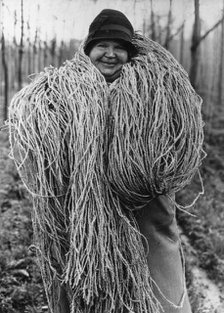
[89,49,101,63]
[89,53,96,64]
[120,52,128,64]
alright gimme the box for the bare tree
[33,28,38,73]
[1,33,9,120]
[142,19,147,36]
[156,16,162,44]
[179,21,185,65]
[150,0,156,41]
[190,0,201,88]
[59,40,65,66]
[164,0,173,49]
[50,37,57,66]
[1,0,9,120]
[27,20,32,75]
[44,40,49,67]
[12,10,18,90]
[218,0,224,105]
[38,39,42,72]
[190,0,224,88]
[18,0,24,90]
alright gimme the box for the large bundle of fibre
[8,34,204,313]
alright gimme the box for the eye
[115,45,126,51]
[96,43,107,48]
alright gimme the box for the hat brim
[84,30,137,56]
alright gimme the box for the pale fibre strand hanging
[8,34,205,313]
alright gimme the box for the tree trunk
[190,0,201,88]
[218,0,224,105]
[18,0,24,90]
[59,40,64,66]
[13,10,18,90]
[1,31,9,120]
[27,21,32,75]
[164,0,173,49]
[179,21,185,65]
[50,38,57,66]
[33,29,38,73]
[44,40,49,67]
[150,0,156,41]
[38,40,42,72]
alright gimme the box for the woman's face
[89,40,128,83]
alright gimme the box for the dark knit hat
[84,9,137,56]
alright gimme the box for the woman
[83,9,192,313]
[9,8,204,313]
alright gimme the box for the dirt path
[181,233,224,312]
[191,266,224,311]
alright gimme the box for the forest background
[0,0,224,312]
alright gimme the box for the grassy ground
[177,110,224,312]
[0,129,46,313]
[0,111,224,312]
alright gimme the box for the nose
[105,47,115,57]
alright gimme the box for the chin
[101,67,116,74]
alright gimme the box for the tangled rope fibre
[8,34,204,313]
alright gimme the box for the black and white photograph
[0,0,224,312]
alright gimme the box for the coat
[133,194,192,313]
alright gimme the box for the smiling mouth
[101,62,117,67]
